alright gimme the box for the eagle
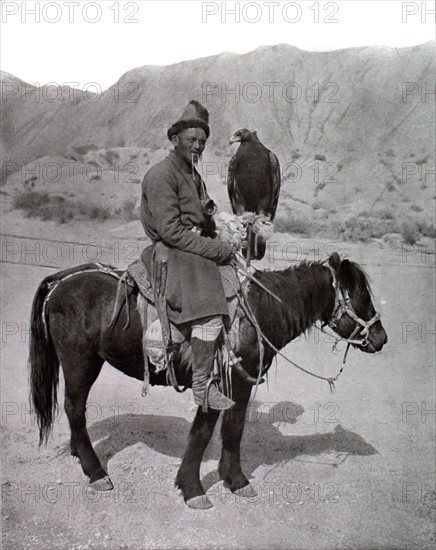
[227,129,281,261]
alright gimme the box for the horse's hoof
[90,476,113,492]
[233,483,258,498]
[185,495,213,509]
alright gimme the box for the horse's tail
[29,276,60,446]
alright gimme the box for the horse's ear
[328,252,341,272]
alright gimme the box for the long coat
[140,152,232,326]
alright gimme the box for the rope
[42,264,124,338]
[232,257,283,304]
[258,331,348,392]
[223,261,354,392]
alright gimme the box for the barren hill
[1,42,435,240]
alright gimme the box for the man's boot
[191,337,235,411]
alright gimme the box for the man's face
[172,127,207,166]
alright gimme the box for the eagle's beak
[229,134,240,145]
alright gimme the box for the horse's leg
[176,408,220,509]
[219,383,256,497]
[62,355,111,490]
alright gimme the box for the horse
[29,252,387,509]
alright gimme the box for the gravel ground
[1,217,435,549]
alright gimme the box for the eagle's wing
[227,153,244,214]
[269,151,281,220]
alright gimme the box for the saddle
[119,247,244,396]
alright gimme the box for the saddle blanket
[126,259,243,370]
[127,259,240,302]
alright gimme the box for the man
[140,100,235,410]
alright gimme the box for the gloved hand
[217,241,236,265]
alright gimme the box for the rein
[235,260,380,391]
[324,265,381,347]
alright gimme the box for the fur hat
[167,100,210,140]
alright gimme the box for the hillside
[1,42,435,241]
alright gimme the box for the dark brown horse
[29,253,387,508]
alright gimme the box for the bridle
[227,258,383,392]
[324,265,381,348]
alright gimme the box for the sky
[1,0,435,90]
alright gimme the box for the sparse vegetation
[73,144,98,156]
[13,191,112,224]
[272,207,435,245]
[24,176,38,186]
[114,197,139,221]
[415,156,428,166]
[291,149,301,162]
[400,221,419,245]
[416,221,436,239]
[334,218,401,242]
[274,211,313,236]
[373,208,396,220]
[315,182,326,195]
[102,150,120,165]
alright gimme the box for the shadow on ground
[82,401,377,478]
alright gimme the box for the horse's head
[327,253,387,353]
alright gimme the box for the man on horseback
[140,100,236,411]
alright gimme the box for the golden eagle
[227,129,281,261]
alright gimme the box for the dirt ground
[1,213,435,550]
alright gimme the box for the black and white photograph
[1,1,435,548]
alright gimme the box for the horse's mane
[338,260,373,296]
[247,260,371,347]
[248,261,329,347]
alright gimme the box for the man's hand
[217,241,235,265]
